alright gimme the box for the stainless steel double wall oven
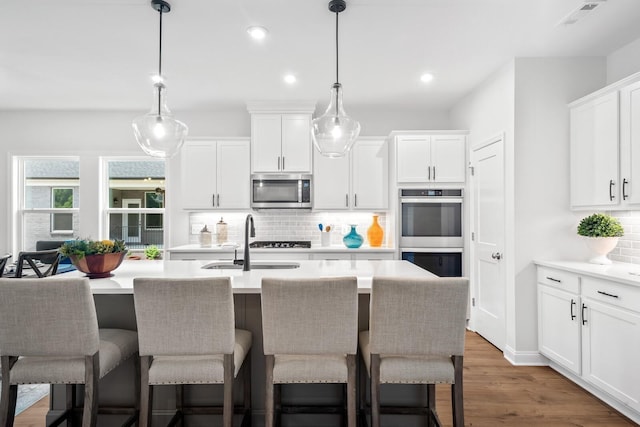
[399,188,463,277]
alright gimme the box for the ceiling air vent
[557,0,607,26]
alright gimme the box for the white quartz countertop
[168,244,396,253]
[534,260,640,288]
[61,259,431,294]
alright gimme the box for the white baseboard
[503,345,549,366]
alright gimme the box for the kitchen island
[49,259,437,427]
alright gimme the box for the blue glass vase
[343,225,363,248]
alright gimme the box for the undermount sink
[202,261,301,270]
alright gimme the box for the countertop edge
[534,259,640,288]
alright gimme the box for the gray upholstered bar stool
[0,277,139,427]
[261,276,359,427]
[133,277,252,427]
[359,277,469,427]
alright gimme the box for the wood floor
[13,331,636,426]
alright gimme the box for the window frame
[50,187,75,233]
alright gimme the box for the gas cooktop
[249,241,311,249]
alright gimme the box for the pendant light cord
[157,7,163,116]
[335,10,339,85]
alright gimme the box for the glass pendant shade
[133,82,188,158]
[311,83,361,158]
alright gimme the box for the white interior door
[123,199,141,243]
[470,135,506,350]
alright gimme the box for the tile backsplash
[188,211,390,247]
[609,211,640,265]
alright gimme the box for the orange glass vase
[367,215,384,247]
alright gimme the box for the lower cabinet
[537,265,640,418]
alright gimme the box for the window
[51,187,74,232]
[17,157,80,251]
[144,191,164,230]
[104,159,165,250]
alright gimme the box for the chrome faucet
[243,214,255,271]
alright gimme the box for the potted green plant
[144,245,162,260]
[59,238,127,278]
[577,213,624,264]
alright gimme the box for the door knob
[491,252,502,260]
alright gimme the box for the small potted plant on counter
[144,245,162,260]
[59,238,127,278]
[577,213,624,264]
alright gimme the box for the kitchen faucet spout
[243,214,255,271]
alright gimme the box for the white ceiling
[2,0,640,112]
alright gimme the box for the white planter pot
[583,236,619,265]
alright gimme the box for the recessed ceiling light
[284,74,297,84]
[420,73,434,83]
[247,26,268,40]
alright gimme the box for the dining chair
[261,276,359,427]
[359,277,469,427]
[13,249,61,278]
[0,254,11,277]
[133,277,252,427]
[0,277,139,427]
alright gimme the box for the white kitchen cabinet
[536,263,640,421]
[570,92,619,209]
[313,138,388,210]
[394,133,466,183]
[181,139,250,210]
[251,113,312,173]
[619,79,640,207]
[569,71,640,210]
[581,277,640,412]
[537,268,581,375]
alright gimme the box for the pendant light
[311,0,361,158]
[132,0,188,159]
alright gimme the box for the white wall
[0,106,448,255]
[449,57,607,361]
[607,36,640,84]
[512,57,606,353]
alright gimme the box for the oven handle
[400,198,463,204]
[400,247,463,253]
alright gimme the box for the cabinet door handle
[623,178,629,200]
[212,194,216,207]
[581,303,587,325]
[546,276,561,283]
[216,194,220,207]
[570,299,576,320]
[282,156,285,171]
[433,166,436,180]
[491,252,502,260]
[354,194,358,207]
[346,194,349,207]
[597,290,619,299]
[609,179,615,201]
[428,166,431,180]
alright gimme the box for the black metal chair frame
[14,249,61,278]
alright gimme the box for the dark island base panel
[47,294,433,427]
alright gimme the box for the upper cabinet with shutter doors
[181,139,250,210]
[247,102,315,173]
[569,71,640,210]
[391,131,467,183]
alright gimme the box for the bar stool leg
[265,355,275,427]
[370,354,381,427]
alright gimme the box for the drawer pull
[597,290,619,299]
[570,299,576,320]
[546,276,561,283]
[582,304,588,325]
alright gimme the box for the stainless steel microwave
[251,174,312,209]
